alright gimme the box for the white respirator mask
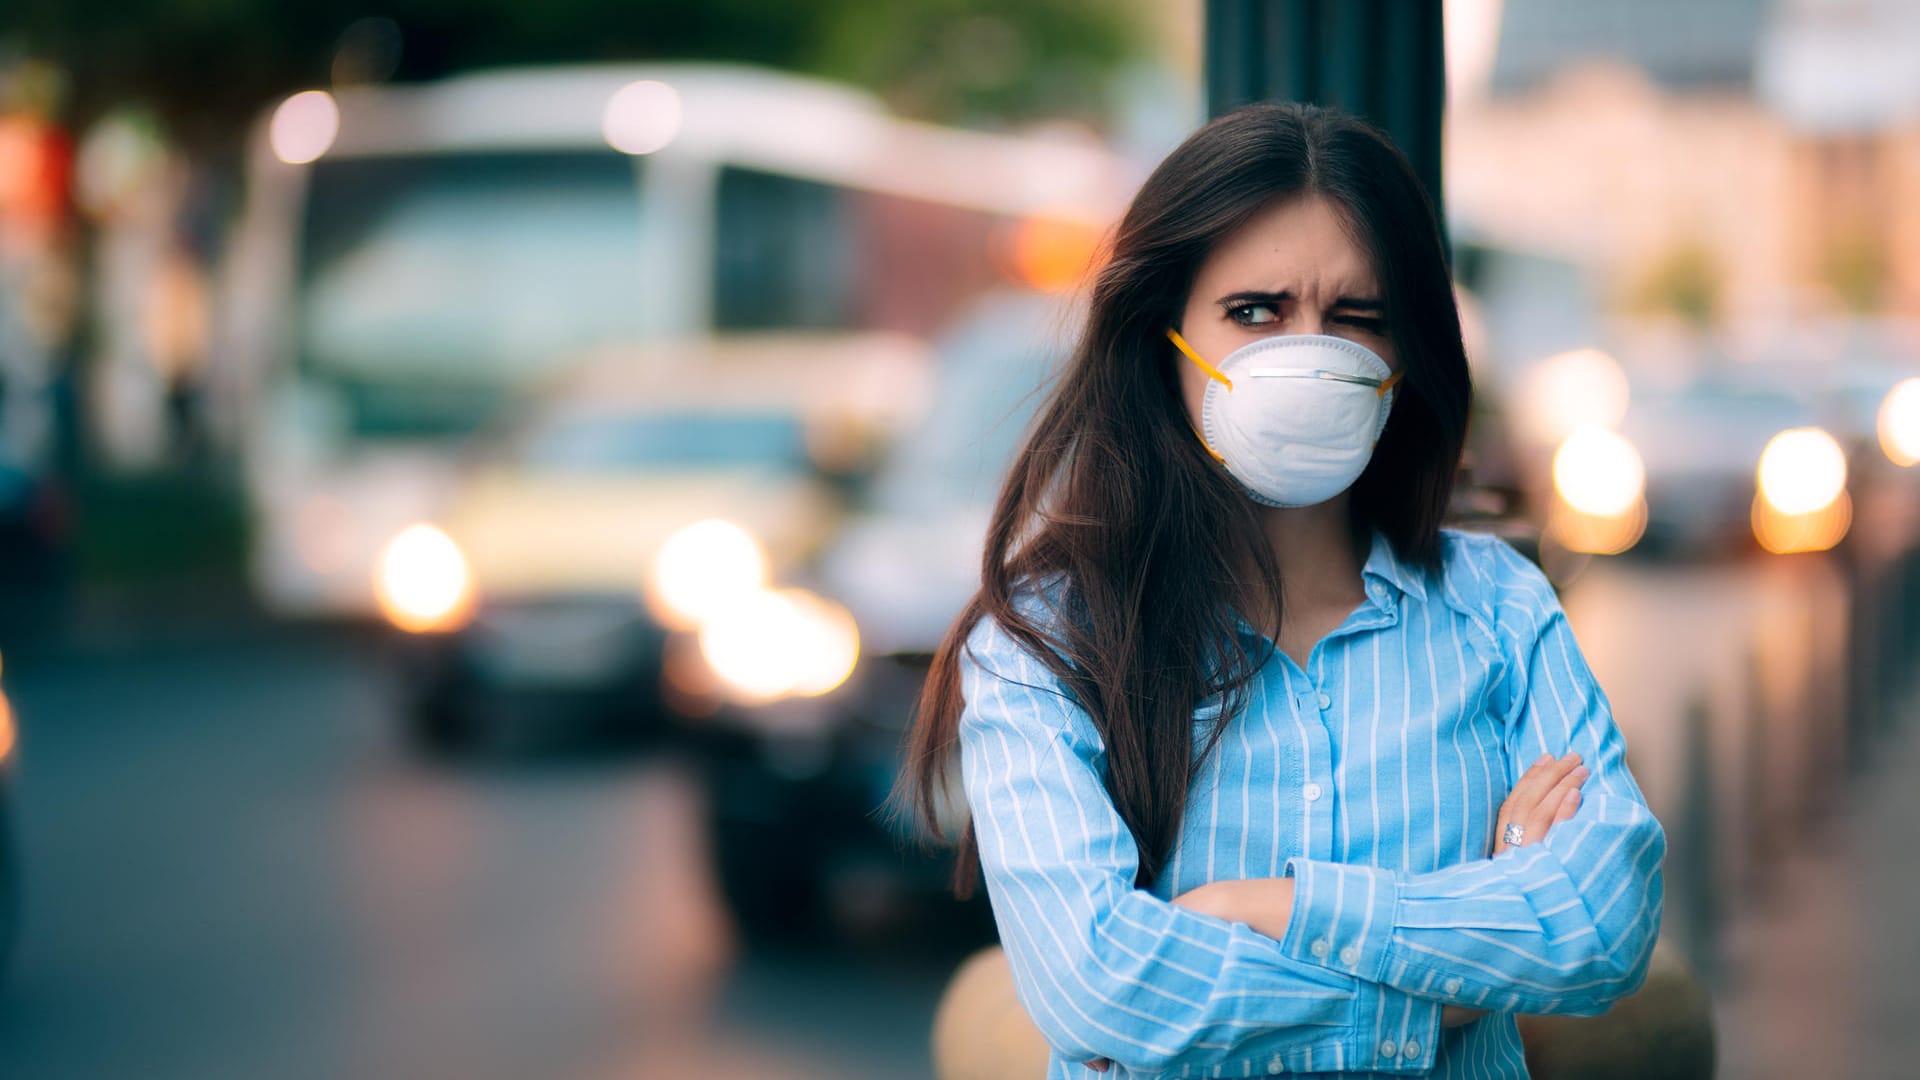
[1167,327,1403,508]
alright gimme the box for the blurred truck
[212,62,1133,622]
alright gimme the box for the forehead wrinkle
[1194,195,1381,308]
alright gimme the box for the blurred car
[695,288,1069,943]
[215,62,1130,623]
[384,335,930,754]
[1627,376,1820,554]
[1536,368,1861,558]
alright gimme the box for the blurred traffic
[3,1,1920,1077]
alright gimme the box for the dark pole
[1204,0,1448,245]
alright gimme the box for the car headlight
[374,524,475,633]
[647,519,770,630]
[1878,378,1920,467]
[697,587,860,702]
[1552,427,1645,517]
[1757,427,1847,515]
[0,685,15,764]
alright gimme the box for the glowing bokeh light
[1757,427,1847,515]
[1552,427,1645,518]
[1517,348,1631,445]
[1877,378,1920,467]
[602,80,683,155]
[697,587,860,701]
[1007,215,1105,292]
[374,524,475,633]
[1546,496,1647,556]
[0,689,15,762]
[1753,490,1851,554]
[648,519,770,630]
[270,90,341,165]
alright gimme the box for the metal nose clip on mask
[1167,327,1403,508]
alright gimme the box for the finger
[1088,1059,1111,1072]
[1550,786,1582,826]
[1496,754,1582,846]
[1505,752,1583,818]
[1521,767,1589,843]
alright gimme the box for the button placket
[1280,667,1336,863]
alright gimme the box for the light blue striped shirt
[957,527,1666,1078]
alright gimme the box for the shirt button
[1444,978,1462,994]
[1402,1041,1421,1059]
[1310,938,1331,958]
[1302,782,1323,802]
[1315,692,1331,710]
[1266,1058,1285,1075]
[1379,1039,1397,1058]
[1340,945,1361,966]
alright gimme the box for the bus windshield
[296,150,653,438]
[513,409,813,475]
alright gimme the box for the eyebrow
[1216,290,1385,312]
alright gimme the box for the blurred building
[1446,0,1920,358]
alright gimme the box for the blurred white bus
[214,62,1129,618]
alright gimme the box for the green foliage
[1822,228,1885,314]
[1627,240,1722,329]
[805,0,1143,125]
[4,0,1149,142]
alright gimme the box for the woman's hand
[1434,752,1590,1031]
[1494,751,1587,856]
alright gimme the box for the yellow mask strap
[1165,327,1228,463]
[1378,371,1405,397]
[1165,328,1233,392]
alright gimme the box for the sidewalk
[1710,703,1920,1078]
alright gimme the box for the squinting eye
[1228,303,1280,326]
[1334,315,1385,333]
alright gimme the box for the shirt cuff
[1279,857,1399,985]
[1352,982,1445,1075]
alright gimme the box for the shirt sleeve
[1273,539,1667,1017]
[959,616,1443,1077]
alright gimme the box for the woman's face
[1173,193,1399,430]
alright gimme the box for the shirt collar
[1361,528,1428,604]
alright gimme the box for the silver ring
[1502,822,1526,847]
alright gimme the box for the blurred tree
[1628,240,1723,329]
[1822,228,1885,314]
[4,0,1149,148]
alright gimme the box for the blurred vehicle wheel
[711,811,824,943]
[404,684,479,758]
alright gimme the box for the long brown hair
[896,102,1472,897]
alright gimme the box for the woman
[899,102,1665,1079]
